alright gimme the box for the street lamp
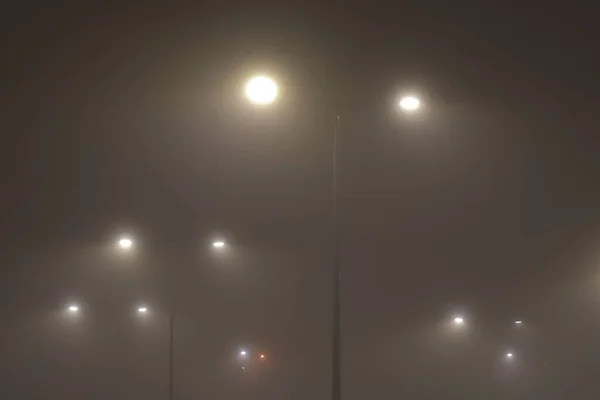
[118,236,133,250]
[245,75,278,105]
[68,305,79,313]
[244,76,424,400]
[240,350,247,356]
[506,352,514,359]
[453,316,465,325]
[515,320,523,325]
[243,74,428,400]
[212,240,226,249]
[399,95,421,112]
[124,236,226,400]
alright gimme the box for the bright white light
[515,320,523,325]
[118,237,133,249]
[240,350,247,356]
[506,352,514,359]
[246,76,278,105]
[453,317,464,325]
[399,96,421,111]
[68,305,79,313]
[260,354,265,359]
[138,307,148,313]
[213,241,226,249]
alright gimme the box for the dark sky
[2,2,600,399]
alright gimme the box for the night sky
[2,3,600,399]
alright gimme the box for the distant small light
[506,352,514,358]
[68,305,79,312]
[213,241,226,249]
[260,354,265,359]
[515,320,523,325]
[138,307,148,313]
[240,350,247,356]
[242,366,245,370]
[454,317,464,325]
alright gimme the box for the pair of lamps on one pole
[116,236,226,250]
[244,75,421,112]
[452,316,522,360]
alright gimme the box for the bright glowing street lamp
[245,75,278,105]
[118,237,133,250]
[515,320,523,325]
[506,352,514,359]
[453,316,465,325]
[68,305,79,313]
[399,95,421,112]
[138,307,148,314]
[212,240,226,249]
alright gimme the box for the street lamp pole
[330,95,419,400]
[169,310,174,400]
[332,114,341,400]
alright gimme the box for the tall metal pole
[332,114,341,400]
[169,310,174,400]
